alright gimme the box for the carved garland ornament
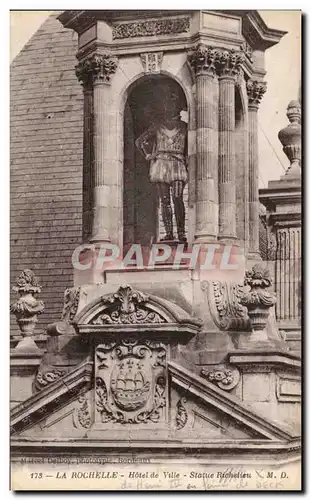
[95,340,167,425]
[112,17,190,40]
[91,285,166,325]
[75,53,118,87]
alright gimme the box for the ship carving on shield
[111,357,151,411]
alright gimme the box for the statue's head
[163,92,180,123]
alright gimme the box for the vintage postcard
[10,9,302,491]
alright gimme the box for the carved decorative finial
[278,99,301,177]
[246,80,267,109]
[75,53,118,87]
[10,269,45,340]
[241,264,276,342]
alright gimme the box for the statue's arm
[135,124,157,159]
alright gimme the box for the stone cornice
[75,53,118,87]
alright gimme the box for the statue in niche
[135,93,188,243]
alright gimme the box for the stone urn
[11,269,45,345]
[278,100,301,177]
[241,264,276,342]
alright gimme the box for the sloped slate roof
[10,14,83,335]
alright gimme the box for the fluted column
[76,53,118,243]
[246,80,267,257]
[188,45,218,241]
[217,50,244,241]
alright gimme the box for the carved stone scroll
[202,281,250,331]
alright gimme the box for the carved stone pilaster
[246,80,267,110]
[246,80,267,257]
[188,44,218,241]
[217,52,242,240]
[75,53,118,87]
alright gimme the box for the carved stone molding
[201,367,240,391]
[246,80,267,109]
[75,53,118,87]
[202,280,250,331]
[112,17,190,40]
[61,287,81,323]
[91,285,166,325]
[95,340,167,425]
[140,52,163,74]
[175,397,188,430]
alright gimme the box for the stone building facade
[10,10,301,486]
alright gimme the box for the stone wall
[10,14,83,335]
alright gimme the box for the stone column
[188,45,218,242]
[216,49,244,242]
[246,80,267,257]
[76,53,118,243]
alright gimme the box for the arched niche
[123,75,188,247]
[101,53,196,248]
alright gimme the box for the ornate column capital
[75,53,118,88]
[188,44,218,77]
[246,80,267,110]
[215,48,245,79]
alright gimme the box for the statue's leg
[157,183,174,240]
[172,180,186,242]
